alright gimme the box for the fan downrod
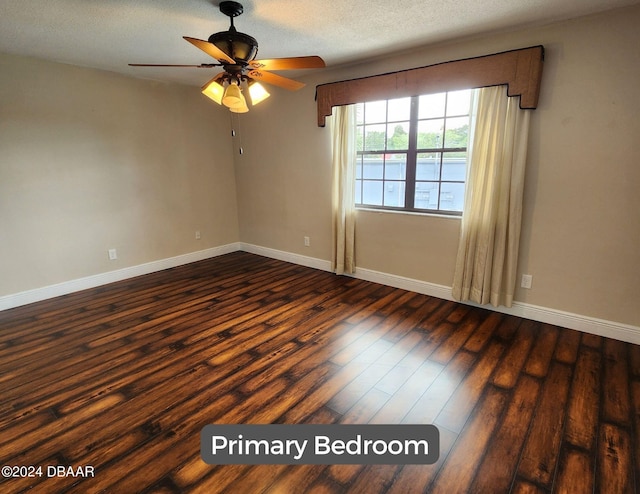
[219,1,244,18]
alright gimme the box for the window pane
[364,100,387,124]
[385,155,406,179]
[439,182,466,212]
[416,153,440,180]
[364,124,386,151]
[418,92,446,119]
[363,155,384,179]
[446,89,472,117]
[362,180,383,205]
[383,181,405,207]
[355,90,471,215]
[417,119,444,149]
[444,116,470,148]
[441,153,466,181]
[387,97,411,122]
[386,122,410,150]
[414,182,439,210]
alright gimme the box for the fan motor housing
[208,30,258,64]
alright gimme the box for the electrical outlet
[521,274,533,289]
[108,248,118,261]
[195,231,201,240]
[304,236,310,247]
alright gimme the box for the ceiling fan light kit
[129,1,325,113]
[201,76,271,111]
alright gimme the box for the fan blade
[248,69,305,91]
[129,63,221,68]
[183,36,236,65]
[249,56,325,71]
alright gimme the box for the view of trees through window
[354,89,473,214]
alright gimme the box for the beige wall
[0,53,239,296]
[235,5,640,327]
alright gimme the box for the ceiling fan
[129,1,325,113]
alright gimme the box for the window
[354,89,473,215]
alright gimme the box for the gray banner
[200,424,439,465]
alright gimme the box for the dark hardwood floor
[1,252,638,493]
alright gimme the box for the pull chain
[229,112,244,155]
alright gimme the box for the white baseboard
[0,243,241,311]
[353,266,453,301]
[2,242,638,345]
[240,243,333,272]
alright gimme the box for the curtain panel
[330,105,357,275]
[452,85,531,307]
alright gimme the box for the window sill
[355,207,462,220]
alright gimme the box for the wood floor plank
[565,346,601,451]
[517,362,573,488]
[374,329,426,370]
[581,332,602,349]
[512,479,548,494]
[328,363,394,415]
[492,319,537,389]
[374,293,444,343]
[523,323,559,378]
[429,309,485,364]
[344,290,411,326]
[445,304,472,324]
[369,359,443,424]
[429,386,509,494]
[554,446,593,494]
[434,340,505,433]
[596,423,633,493]
[341,387,391,424]
[553,328,581,364]
[493,314,521,342]
[402,350,476,425]
[470,375,540,493]
[329,316,388,366]
[463,311,503,353]
[0,252,638,494]
[602,338,631,427]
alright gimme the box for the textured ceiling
[1,0,639,87]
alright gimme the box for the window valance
[316,45,544,127]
